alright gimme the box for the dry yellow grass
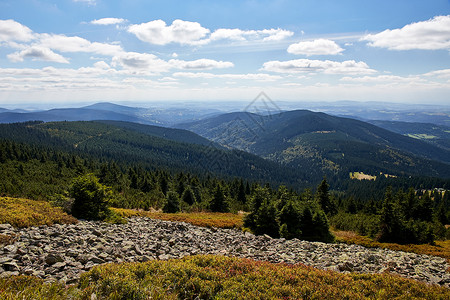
[0,197,77,228]
[333,229,450,261]
[112,207,244,229]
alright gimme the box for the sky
[0,0,449,107]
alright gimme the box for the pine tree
[163,191,180,213]
[237,180,246,204]
[255,200,279,237]
[279,201,302,239]
[181,187,196,206]
[378,186,404,243]
[70,173,112,220]
[210,184,228,212]
[315,178,335,215]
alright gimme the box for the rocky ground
[0,217,449,287]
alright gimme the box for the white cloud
[173,72,281,81]
[340,75,426,84]
[112,52,171,73]
[362,15,450,50]
[0,19,34,42]
[259,29,294,41]
[7,46,69,63]
[90,18,126,25]
[38,34,123,56]
[128,19,294,46]
[287,39,344,56]
[169,59,233,70]
[261,59,376,75]
[423,69,450,78]
[209,29,249,41]
[209,28,293,42]
[112,52,234,73]
[93,61,110,69]
[128,19,210,45]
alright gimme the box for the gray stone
[3,261,20,272]
[3,244,17,253]
[45,253,64,265]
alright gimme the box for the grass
[111,207,244,229]
[0,197,77,228]
[349,171,377,181]
[1,255,448,299]
[0,276,79,300]
[333,229,450,261]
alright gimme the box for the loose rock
[0,217,448,287]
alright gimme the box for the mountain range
[1,102,449,183]
[177,110,450,179]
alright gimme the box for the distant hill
[0,108,152,124]
[0,102,223,126]
[97,120,220,148]
[367,120,450,151]
[177,110,450,180]
[0,121,303,187]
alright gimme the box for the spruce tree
[315,178,334,215]
[210,184,228,212]
[181,187,196,206]
[163,191,180,213]
[70,173,112,220]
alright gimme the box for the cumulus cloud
[0,19,34,42]
[169,59,233,70]
[287,39,344,56]
[423,69,450,78]
[259,29,294,41]
[112,52,171,73]
[128,19,294,45]
[7,46,69,63]
[112,52,234,73]
[362,15,450,50]
[209,28,293,42]
[173,72,281,81]
[90,18,126,25]
[261,59,376,75]
[128,19,210,45]
[38,34,123,56]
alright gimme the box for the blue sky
[0,0,449,107]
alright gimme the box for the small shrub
[70,174,112,221]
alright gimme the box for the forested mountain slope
[0,121,302,187]
[177,110,450,180]
[368,120,450,151]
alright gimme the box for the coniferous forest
[0,121,448,244]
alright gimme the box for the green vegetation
[243,181,334,242]
[180,110,450,182]
[0,121,302,188]
[333,230,450,261]
[1,255,448,299]
[70,174,113,221]
[0,197,77,228]
[0,276,79,300]
[0,121,448,245]
[331,186,449,245]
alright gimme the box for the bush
[69,174,112,221]
[330,212,380,237]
